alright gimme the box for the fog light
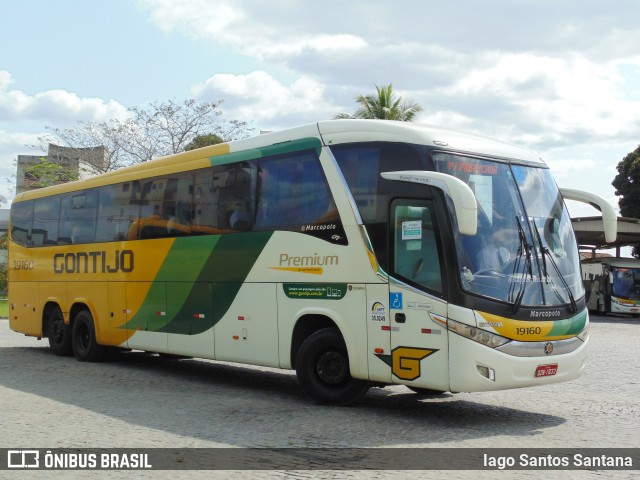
[477,365,496,381]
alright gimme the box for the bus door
[388,199,449,392]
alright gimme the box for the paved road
[0,314,638,479]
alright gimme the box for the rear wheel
[47,307,72,356]
[295,328,369,405]
[71,310,106,362]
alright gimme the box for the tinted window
[331,142,429,269]
[255,152,338,230]
[96,182,142,242]
[60,190,97,244]
[138,173,193,239]
[392,200,443,295]
[194,162,254,234]
[32,197,60,246]
[10,201,33,246]
[332,143,426,224]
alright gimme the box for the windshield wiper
[509,216,534,315]
[531,220,578,313]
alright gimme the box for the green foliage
[24,157,79,188]
[335,83,423,121]
[612,144,640,256]
[184,133,225,151]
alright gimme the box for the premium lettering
[279,253,339,267]
[53,250,134,274]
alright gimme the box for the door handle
[395,313,406,323]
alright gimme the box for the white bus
[583,257,640,316]
[9,120,617,404]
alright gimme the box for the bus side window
[392,201,443,296]
[138,173,194,239]
[255,152,337,230]
[32,197,60,246]
[10,201,34,247]
[193,162,254,235]
[96,183,142,242]
[60,191,97,245]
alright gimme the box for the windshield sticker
[402,221,422,240]
[406,240,422,251]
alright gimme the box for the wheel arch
[42,301,64,337]
[69,301,95,328]
[290,313,339,369]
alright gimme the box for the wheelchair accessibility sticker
[390,292,403,310]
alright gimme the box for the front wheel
[72,311,106,362]
[295,328,369,405]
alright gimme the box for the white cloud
[192,71,335,126]
[0,71,128,124]
[442,53,640,147]
[139,0,367,61]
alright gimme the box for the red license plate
[535,364,558,377]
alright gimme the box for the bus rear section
[583,257,640,316]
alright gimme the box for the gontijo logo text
[53,250,134,274]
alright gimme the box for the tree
[23,157,79,188]
[35,99,254,175]
[335,83,423,121]
[184,133,225,151]
[612,144,640,256]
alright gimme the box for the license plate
[535,364,558,377]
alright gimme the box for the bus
[8,120,617,404]
[583,257,640,317]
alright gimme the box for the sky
[1,0,640,224]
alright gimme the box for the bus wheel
[295,328,369,405]
[47,308,72,356]
[71,311,106,362]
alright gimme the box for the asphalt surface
[0,313,638,479]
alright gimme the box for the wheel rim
[77,323,90,354]
[315,350,348,386]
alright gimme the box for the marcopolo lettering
[53,250,134,274]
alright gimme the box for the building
[16,144,107,195]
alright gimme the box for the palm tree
[335,83,423,121]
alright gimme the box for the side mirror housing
[381,171,478,235]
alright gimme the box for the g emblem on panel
[375,346,438,381]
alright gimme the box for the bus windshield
[611,267,640,299]
[434,153,583,309]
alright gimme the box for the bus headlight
[447,319,510,348]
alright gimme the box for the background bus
[8,120,616,404]
[583,257,640,317]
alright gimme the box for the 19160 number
[13,260,35,270]
[516,327,542,336]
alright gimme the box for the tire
[47,307,72,356]
[295,328,369,405]
[71,310,106,362]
